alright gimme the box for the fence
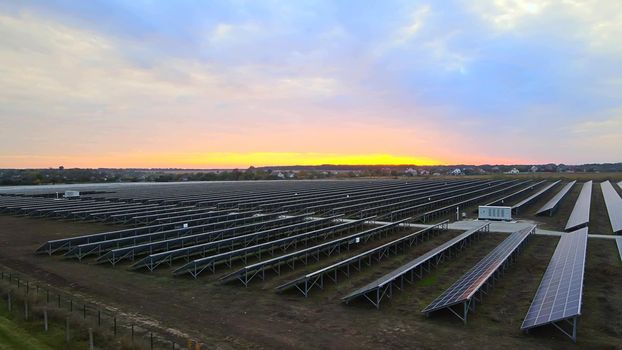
[0,270,206,349]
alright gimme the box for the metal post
[65,317,70,343]
[113,317,117,336]
[44,309,48,332]
[89,328,94,350]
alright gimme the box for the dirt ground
[0,215,621,349]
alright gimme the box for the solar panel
[536,181,576,216]
[421,225,535,323]
[276,220,450,298]
[600,181,622,234]
[341,222,489,308]
[521,227,588,342]
[565,181,592,231]
[217,219,407,285]
[485,181,545,206]
[512,180,560,213]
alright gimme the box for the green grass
[415,275,437,287]
[0,314,54,350]
[0,303,92,350]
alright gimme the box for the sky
[0,0,621,168]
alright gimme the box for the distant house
[405,168,418,176]
[530,166,538,173]
[276,172,286,179]
[449,168,462,176]
[508,168,520,174]
[419,170,430,176]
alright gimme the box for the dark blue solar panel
[421,226,534,314]
[521,227,587,329]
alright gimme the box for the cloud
[395,5,431,44]
[472,0,550,30]
[470,0,622,55]
[0,2,621,167]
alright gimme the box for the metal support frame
[425,227,532,324]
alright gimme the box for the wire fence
[1,270,206,349]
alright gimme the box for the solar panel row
[565,181,592,231]
[600,181,622,234]
[421,225,536,323]
[341,222,490,308]
[512,180,561,214]
[536,181,576,216]
[217,219,409,285]
[97,214,339,266]
[275,220,450,298]
[521,227,588,342]
[485,181,546,207]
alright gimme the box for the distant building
[507,168,520,174]
[420,170,430,176]
[530,166,538,173]
[405,168,418,176]
[449,168,462,176]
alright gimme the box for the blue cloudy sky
[0,0,620,167]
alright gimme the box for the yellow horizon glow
[181,152,445,167]
[0,152,449,168]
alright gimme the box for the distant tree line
[0,162,620,186]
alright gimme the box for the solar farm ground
[0,214,620,349]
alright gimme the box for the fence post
[65,317,70,343]
[151,332,154,350]
[44,309,48,331]
[97,310,101,326]
[131,324,134,343]
[89,328,94,350]
[113,316,117,336]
